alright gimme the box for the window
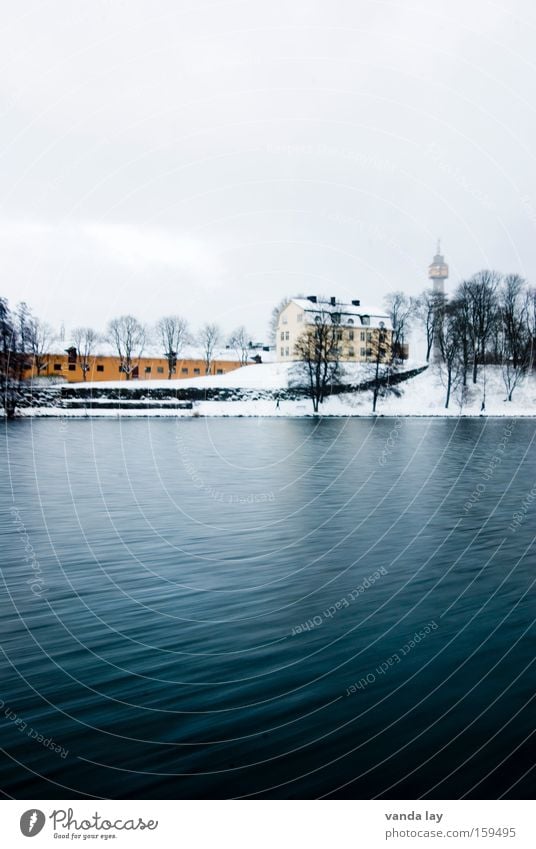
[348,348,355,357]
[360,331,365,341]
[216,369,223,375]
[366,348,372,357]
[53,363,62,371]
[314,315,322,324]
[332,312,340,324]
[145,366,152,373]
[297,313,303,322]
[347,318,354,325]
[281,347,285,356]
[68,364,76,371]
[157,367,164,374]
[280,332,284,340]
[361,315,370,326]
[285,347,289,356]
[181,368,188,374]
[349,330,354,341]
[360,348,366,357]
[367,332,372,341]
[193,368,200,374]
[96,364,104,372]
[285,331,289,341]
[336,330,343,341]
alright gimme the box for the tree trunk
[445,371,451,408]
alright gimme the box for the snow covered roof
[45,342,273,361]
[289,298,392,329]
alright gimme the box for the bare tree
[384,291,416,362]
[416,289,444,363]
[27,316,55,376]
[71,327,99,381]
[16,301,32,354]
[499,275,530,366]
[497,275,533,401]
[457,270,500,384]
[157,315,189,379]
[106,315,146,380]
[293,306,342,413]
[0,299,27,416]
[228,326,251,366]
[367,323,394,413]
[437,301,464,409]
[198,323,222,374]
[449,289,471,387]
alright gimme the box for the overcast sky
[2,0,536,342]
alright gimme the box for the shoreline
[10,408,536,420]
[9,364,536,419]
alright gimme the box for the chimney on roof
[351,299,360,306]
[307,295,317,303]
[330,296,336,306]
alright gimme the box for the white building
[276,296,393,363]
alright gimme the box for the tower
[428,239,448,295]
[428,241,448,362]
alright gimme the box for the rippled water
[0,417,534,799]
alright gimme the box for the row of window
[314,314,371,326]
[145,366,223,375]
[54,363,78,372]
[337,348,374,357]
[51,363,224,376]
[282,311,372,326]
[313,319,374,339]
[279,347,377,358]
[279,328,373,344]
[327,330,373,341]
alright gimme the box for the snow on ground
[68,360,423,392]
[22,363,536,417]
[68,361,294,391]
[373,364,536,417]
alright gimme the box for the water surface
[0,417,534,798]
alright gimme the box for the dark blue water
[0,417,534,799]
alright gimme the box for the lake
[0,417,534,799]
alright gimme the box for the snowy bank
[16,363,536,417]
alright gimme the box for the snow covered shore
[17,362,536,417]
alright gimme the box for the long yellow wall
[23,354,245,383]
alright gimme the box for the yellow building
[23,352,248,383]
[276,296,394,362]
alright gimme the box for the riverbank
[11,362,536,417]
